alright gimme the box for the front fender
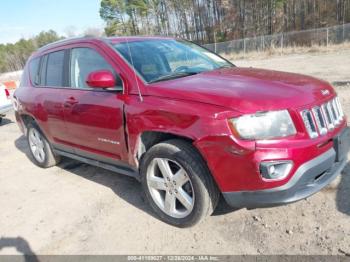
[124,95,238,166]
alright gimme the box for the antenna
[125,37,143,102]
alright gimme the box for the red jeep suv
[14,37,349,227]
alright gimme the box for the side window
[19,61,32,87]
[39,55,48,86]
[29,57,40,85]
[46,50,65,87]
[70,48,120,89]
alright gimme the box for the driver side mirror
[86,70,118,89]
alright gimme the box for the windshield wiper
[149,71,199,84]
[219,64,234,69]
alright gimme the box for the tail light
[5,88,10,99]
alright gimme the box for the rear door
[62,45,127,161]
[33,50,72,148]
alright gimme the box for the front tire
[27,123,60,168]
[140,139,219,227]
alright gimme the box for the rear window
[46,50,65,87]
[29,57,40,85]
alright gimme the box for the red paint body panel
[147,67,336,114]
[14,37,348,194]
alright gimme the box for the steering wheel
[174,66,190,73]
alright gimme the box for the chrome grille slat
[321,103,334,130]
[336,97,344,118]
[330,101,339,124]
[332,99,341,124]
[301,97,344,139]
[327,102,335,128]
[301,110,318,138]
[312,107,327,135]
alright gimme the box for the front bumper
[0,104,13,116]
[223,127,350,208]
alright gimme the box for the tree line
[0,30,63,73]
[1,1,349,73]
[100,0,350,43]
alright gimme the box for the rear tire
[27,123,60,168]
[140,139,219,227]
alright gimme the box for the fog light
[260,161,293,180]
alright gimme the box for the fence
[204,23,350,56]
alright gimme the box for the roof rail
[37,36,103,52]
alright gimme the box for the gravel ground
[0,51,349,256]
[235,49,350,84]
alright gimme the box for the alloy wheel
[146,158,195,218]
[28,128,46,163]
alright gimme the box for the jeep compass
[13,37,350,227]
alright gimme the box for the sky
[0,0,104,44]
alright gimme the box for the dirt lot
[235,49,350,84]
[0,50,350,256]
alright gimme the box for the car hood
[147,67,336,114]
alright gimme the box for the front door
[63,46,127,161]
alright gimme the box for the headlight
[229,110,296,140]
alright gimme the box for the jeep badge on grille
[321,89,330,96]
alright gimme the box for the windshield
[113,39,233,83]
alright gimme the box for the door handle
[63,97,78,108]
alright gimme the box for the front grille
[301,97,345,139]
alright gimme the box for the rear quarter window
[19,57,40,88]
[19,64,30,88]
[29,57,40,85]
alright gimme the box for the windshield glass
[113,39,233,83]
